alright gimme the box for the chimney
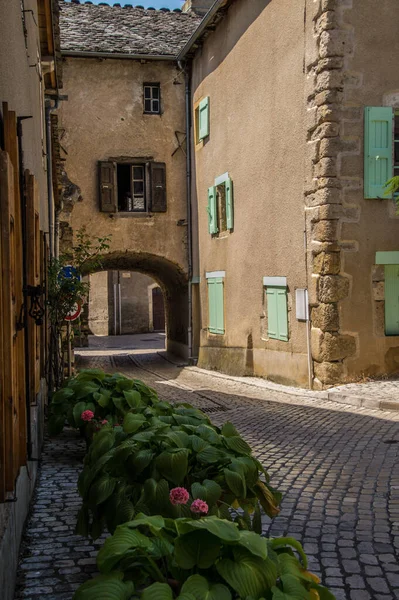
[182,0,214,16]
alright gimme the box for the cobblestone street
[14,345,399,600]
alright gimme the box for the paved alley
[14,346,399,600]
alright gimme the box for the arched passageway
[84,251,188,359]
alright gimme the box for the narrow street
[14,338,399,600]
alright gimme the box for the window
[206,271,225,334]
[375,252,399,335]
[144,83,161,114]
[263,277,289,341]
[195,96,210,143]
[99,161,166,213]
[364,106,393,198]
[208,174,233,235]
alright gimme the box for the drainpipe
[179,60,194,362]
[45,97,59,259]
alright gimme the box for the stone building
[58,0,200,358]
[0,1,61,597]
[177,0,399,388]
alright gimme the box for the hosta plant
[75,407,281,539]
[73,514,335,600]
[47,369,159,435]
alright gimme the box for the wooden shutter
[208,277,224,334]
[364,107,393,198]
[207,186,218,234]
[199,97,210,140]
[267,286,288,341]
[99,161,117,212]
[267,287,278,339]
[225,177,234,230]
[384,265,399,335]
[149,162,167,212]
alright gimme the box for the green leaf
[75,382,100,400]
[203,479,222,505]
[125,513,165,533]
[224,436,252,456]
[47,414,65,436]
[175,530,221,569]
[181,574,232,600]
[123,412,147,434]
[252,502,262,535]
[90,431,115,463]
[123,389,142,409]
[141,583,173,600]
[94,389,112,408]
[76,368,106,382]
[112,396,127,414]
[51,386,74,404]
[115,498,135,526]
[97,526,152,573]
[225,468,246,498]
[238,530,268,559]
[73,401,89,427]
[197,446,227,464]
[89,474,116,506]
[270,537,308,569]
[190,435,209,453]
[156,449,189,485]
[216,547,278,598]
[271,575,309,600]
[180,516,240,542]
[72,572,134,600]
[309,583,336,600]
[129,449,154,475]
[221,422,239,437]
[116,378,134,392]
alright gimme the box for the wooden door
[152,287,165,331]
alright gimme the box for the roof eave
[61,49,177,61]
[177,0,230,62]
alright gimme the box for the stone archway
[85,251,188,359]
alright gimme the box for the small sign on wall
[295,289,309,321]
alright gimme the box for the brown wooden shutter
[149,162,167,212]
[99,161,117,212]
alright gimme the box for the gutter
[61,50,176,61]
[177,0,227,62]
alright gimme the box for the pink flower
[169,487,190,506]
[101,419,108,425]
[190,499,209,514]
[81,410,94,422]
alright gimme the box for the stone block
[340,153,363,178]
[312,122,340,140]
[314,360,344,384]
[306,108,319,134]
[316,70,344,93]
[316,57,344,73]
[372,281,384,301]
[371,264,384,282]
[309,274,320,305]
[306,140,320,164]
[312,219,339,241]
[316,11,337,35]
[312,187,342,205]
[339,240,358,252]
[311,240,341,253]
[317,177,341,189]
[314,158,338,177]
[318,274,349,302]
[312,328,357,361]
[341,204,360,222]
[313,251,341,275]
[315,89,344,106]
[319,137,346,157]
[317,103,341,124]
[318,204,343,219]
[312,302,340,331]
[319,30,352,58]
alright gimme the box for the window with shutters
[364,106,394,198]
[207,174,234,236]
[375,252,399,336]
[195,96,210,145]
[206,272,225,334]
[98,161,166,214]
[263,277,289,342]
[143,83,161,114]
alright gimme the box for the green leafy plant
[384,176,399,212]
[73,514,334,600]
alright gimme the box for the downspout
[179,60,194,362]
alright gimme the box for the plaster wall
[88,271,109,335]
[191,0,309,386]
[59,58,189,354]
[0,0,49,230]
[333,0,399,378]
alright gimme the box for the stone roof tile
[59,0,202,57]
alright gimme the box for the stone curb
[184,365,399,413]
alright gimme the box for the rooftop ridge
[65,1,184,14]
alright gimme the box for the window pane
[152,86,159,99]
[152,100,159,113]
[144,99,152,112]
[134,181,144,195]
[144,87,151,99]
[133,166,144,180]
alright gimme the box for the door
[152,287,165,331]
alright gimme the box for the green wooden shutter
[267,286,288,341]
[385,265,399,335]
[99,161,117,212]
[207,186,218,234]
[208,278,216,333]
[225,177,234,230]
[364,107,393,199]
[207,277,224,334]
[199,97,210,140]
[276,287,288,341]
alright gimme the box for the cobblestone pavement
[15,349,399,600]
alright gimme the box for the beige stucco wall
[59,57,188,355]
[191,0,309,386]
[0,0,48,230]
[315,0,399,380]
[88,271,109,335]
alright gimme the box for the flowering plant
[169,487,209,515]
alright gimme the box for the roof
[59,0,202,58]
